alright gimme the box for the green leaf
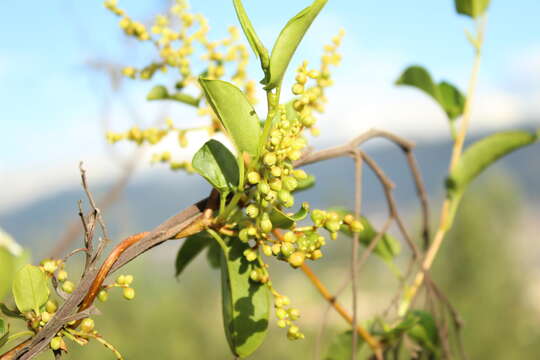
[12,265,49,314]
[455,0,491,18]
[262,0,328,90]
[324,330,363,360]
[175,232,212,278]
[294,174,316,192]
[289,202,310,221]
[207,241,222,269]
[0,318,9,348]
[269,207,295,229]
[232,0,269,71]
[406,310,440,355]
[0,249,15,301]
[0,304,23,319]
[220,239,270,358]
[396,66,465,121]
[446,130,538,198]
[199,78,261,157]
[147,85,200,107]
[192,139,240,192]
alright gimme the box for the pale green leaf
[0,318,8,348]
[232,0,269,71]
[455,0,491,18]
[199,79,261,156]
[324,330,363,360]
[294,174,316,192]
[12,265,49,314]
[446,130,538,198]
[262,0,327,90]
[0,249,14,301]
[192,139,239,192]
[221,239,270,358]
[175,232,212,278]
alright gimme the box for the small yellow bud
[46,300,58,314]
[263,152,277,167]
[57,270,68,282]
[98,290,109,302]
[288,251,305,268]
[62,281,74,294]
[81,318,95,333]
[50,337,62,351]
[123,287,135,300]
[292,83,304,95]
[247,171,260,184]
[350,220,364,233]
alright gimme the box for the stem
[300,264,383,359]
[207,228,229,254]
[400,15,487,316]
[5,332,34,345]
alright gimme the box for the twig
[351,151,362,360]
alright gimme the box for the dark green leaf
[0,318,8,348]
[455,0,491,18]
[207,241,222,269]
[175,232,212,278]
[232,0,269,71]
[0,249,14,301]
[406,310,440,355]
[221,239,270,358]
[262,0,328,90]
[324,330,363,360]
[192,139,240,192]
[396,66,465,121]
[289,202,310,221]
[294,174,316,192]
[269,207,295,229]
[199,78,261,156]
[12,265,49,314]
[446,131,538,198]
[0,304,23,319]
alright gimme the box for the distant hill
[1,131,538,253]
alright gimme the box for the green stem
[207,229,229,254]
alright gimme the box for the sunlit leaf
[175,232,212,278]
[0,249,14,301]
[396,65,465,121]
[324,330,363,360]
[262,0,327,90]
[147,85,200,107]
[221,239,270,358]
[192,139,239,192]
[232,0,269,72]
[269,207,295,229]
[199,78,261,156]
[12,265,49,314]
[294,174,316,192]
[446,130,538,198]
[455,0,491,18]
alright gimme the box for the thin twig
[351,151,362,360]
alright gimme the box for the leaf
[12,265,49,314]
[0,304,23,319]
[0,249,14,301]
[0,318,8,348]
[455,0,491,18]
[232,0,269,71]
[262,0,328,90]
[289,202,310,221]
[147,85,200,107]
[324,330,363,360]
[269,207,295,229]
[207,241,222,269]
[446,130,538,198]
[329,208,401,262]
[406,310,440,355]
[192,139,240,192]
[294,174,316,192]
[175,232,212,278]
[396,66,465,121]
[199,78,261,156]
[220,239,270,358]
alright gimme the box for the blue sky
[1,0,539,210]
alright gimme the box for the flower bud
[263,152,277,167]
[123,287,135,300]
[295,73,307,85]
[246,204,259,218]
[325,220,342,233]
[42,260,57,274]
[81,318,95,333]
[46,300,58,314]
[262,245,273,256]
[124,275,134,285]
[271,243,282,255]
[41,311,52,323]
[280,243,295,257]
[269,178,282,191]
[57,270,68,282]
[282,177,298,192]
[270,166,282,177]
[98,290,109,302]
[288,308,300,320]
[343,214,354,225]
[247,171,260,184]
[350,220,364,233]
[292,169,307,180]
[250,270,261,282]
[276,308,288,319]
[277,319,287,328]
[311,249,323,260]
[50,337,62,351]
[261,217,273,233]
[292,83,304,95]
[243,249,258,262]
[116,275,127,285]
[311,209,326,227]
[283,232,297,243]
[278,190,291,204]
[239,228,250,243]
[258,181,270,195]
[62,281,75,294]
[288,251,305,268]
